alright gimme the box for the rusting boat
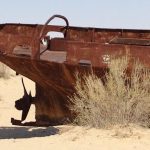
[0,14,150,126]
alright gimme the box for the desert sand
[0,73,150,150]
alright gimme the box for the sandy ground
[0,74,150,150]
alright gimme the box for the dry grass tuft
[69,56,150,128]
[0,62,13,79]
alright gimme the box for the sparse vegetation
[70,56,150,128]
[0,62,13,79]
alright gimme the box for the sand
[0,74,150,150]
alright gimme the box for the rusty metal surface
[1,14,150,125]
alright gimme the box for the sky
[1,0,150,29]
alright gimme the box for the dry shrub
[0,62,12,79]
[70,56,150,128]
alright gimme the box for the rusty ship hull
[1,15,150,125]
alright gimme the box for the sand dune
[0,75,150,150]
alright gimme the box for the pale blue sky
[1,0,150,29]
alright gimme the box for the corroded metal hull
[1,15,150,125]
[0,54,74,123]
